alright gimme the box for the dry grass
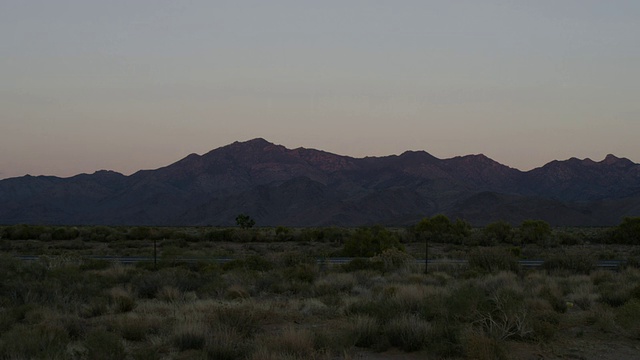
[2,237,640,359]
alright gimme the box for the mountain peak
[601,154,633,166]
[2,139,640,227]
[242,138,272,145]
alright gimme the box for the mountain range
[1,138,639,227]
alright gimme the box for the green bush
[342,226,404,257]
[611,217,640,244]
[518,220,551,246]
[482,221,514,245]
[415,215,471,244]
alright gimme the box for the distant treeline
[1,216,638,246]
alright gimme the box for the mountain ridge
[1,138,639,226]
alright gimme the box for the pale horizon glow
[1,1,639,179]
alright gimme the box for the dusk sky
[1,1,639,179]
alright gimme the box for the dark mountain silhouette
[1,138,639,226]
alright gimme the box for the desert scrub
[108,313,162,341]
[543,252,595,274]
[468,247,520,274]
[313,272,356,296]
[385,314,431,351]
[348,315,380,348]
[108,286,137,312]
[372,247,415,272]
[474,287,532,340]
[256,326,315,358]
[342,257,385,273]
[462,328,508,360]
[205,325,250,360]
[84,329,127,360]
[222,254,274,272]
[616,299,640,339]
[0,322,70,359]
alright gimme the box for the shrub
[85,329,127,360]
[463,329,507,360]
[342,258,385,273]
[108,286,136,313]
[612,217,640,245]
[205,228,236,242]
[0,323,70,359]
[385,314,430,351]
[518,220,551,246]
[172,321,208,351]
[313,273,356,296]
[445,284,486,322]
[372,247,415,272]
[205,326,249,360]
[110,314,160,341]
[616,299,640,338]
[482,221,514,245]
[475,289,531,340]
[539,284,568,313]
[543,253,595,274]
[209,302,260,337]
[429,320,463,357]
[346,298,400,323]
[284,263,317,283]
[342,226,404,257]
[259,326,314,358]
[225,284,250,300]
[468,248,520,274]
[529,309,559,341]
[415,215,471,244]
[222,255,274,272]
[349,315,380,348]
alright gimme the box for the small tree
[518,220,551,246]
[235,214,255,229]
[415,214,471,274]
[415,214,470,244]
[482,221,514,245]
[342,225,404,257]
[612,217,640,244]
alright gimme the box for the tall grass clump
[257,326,315,358]
[385,314,431,351]
[205,325,250,360]
[349,315,380,348]
[468,247,520,274]
[0,323,70,360]
[543,253,595,274]
[172,321,208,351]
[84,329,127,360]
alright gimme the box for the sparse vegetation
[0,221,639,359]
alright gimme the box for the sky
[1,0,639,179]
